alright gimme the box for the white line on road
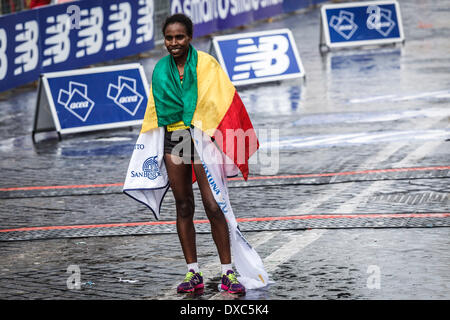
[208,229,326,300]
[263,229,326,273]
[294,113,448,215]
[296,141,407,215]
[336,140,444,213]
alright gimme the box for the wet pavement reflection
[0,0,449,300]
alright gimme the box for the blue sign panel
[212,29,305,86]
[320,1,404,49]
[40,64,148,135]
[0,0,155,93]
[169,0,313,38]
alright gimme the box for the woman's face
[164,22,191,61]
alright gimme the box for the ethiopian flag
[141,45,258,180]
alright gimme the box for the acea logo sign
[366,5,397,37]
[33,63,149,140]
[320,0,404,50]
[329,10,359,40]
[58,82,95,122]
[211,28,305,86]
[107,76,144,116]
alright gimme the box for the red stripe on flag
[214,90,259,181]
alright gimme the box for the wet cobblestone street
[0,0,449,301]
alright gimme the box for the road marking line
[208,229,326,300]
[295,112,448,216]
[1,165,448,192]
[295,142,409,215]
[263,229,326,273]
[337,140,444,213]
[4,213,449,234]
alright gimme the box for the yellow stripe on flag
[141,84,158,133]
[192,51,236,134]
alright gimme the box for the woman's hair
[162,13,194,38]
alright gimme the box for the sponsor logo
[214,29,303,85]
[43,14,71,67]
[107,76,144,116]
[136,0,154,44]
[105,2,131,51]
[171,0,283,23]
[76,6,104,58]
[0,28,6,80]
[231,34,290,81]
[366,5,396,37]
[14,20,39,76]
[57,81,95,122]
[329,10,358,40]
[131,156,160,180]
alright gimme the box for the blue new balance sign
[211,29,305,86]
[33,64,149,141]
[320,1,404,51]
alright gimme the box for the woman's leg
[193,162,232,265]
[193,162,246,294]
[164,153,197,264]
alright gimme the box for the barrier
[319,0,404,51]
[169,0,323,38]
[0,0,155,93]
[32,63,149,140]
[1,0,328,93]
[211,28,305,86]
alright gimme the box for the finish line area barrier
[32,63,149,141]
[0,0,325,94]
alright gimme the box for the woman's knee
[204,201,224,222]
[176,197,195,219]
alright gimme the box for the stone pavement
[1,228,449,300]
[0,0,449,302]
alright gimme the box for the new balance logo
[214,29,304,85]
[232,35,290,81]
[14,21,39,75]
[136,0,154,44]
[76,7,104,58]
[43,14,71,67]
[0,28,6,80]
[105,3,131,51]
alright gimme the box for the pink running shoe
[221,270,246,295]
[177,269,204,293]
